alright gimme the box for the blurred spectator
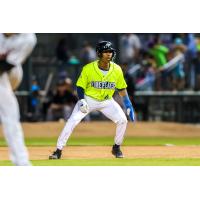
[68,55,80,65]
[149,35,169,68]
[121,61,152,121]
[27,79,42,121]
[80,41,96,65]
[64,77,74,92]
[58,70,68,81]
[56,38,71,77]
[195,38,200,90]
[119,33,141,65]
[197,38,200,52]
[33,34,200,93]
[135,59,156,91]
[121,63,135,101]
[67,55,81,81]
[56,38,70,63]
[46,79,78,121]
[159,33,173,48]
[56,38,81,81]
[170,38,187,90]
[181,34,198,89]
[149,35,169,90]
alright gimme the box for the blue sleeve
[76,86,85,99]
[123,95,135,122]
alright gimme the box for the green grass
[1,136,200,147]
[1,136,200,166]
[1,158,200,166]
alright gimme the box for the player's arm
[116,66,135,122]
[76,86,89,113]
[77,86,85,99]
[118,88,135,122]
[0,34,37,75]
[6,34,37,66]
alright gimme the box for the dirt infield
[1,122,200,161]
[1,146,200,160]
[1,121,200,138]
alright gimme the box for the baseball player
[49,41,135,159]
[0,33,37,166]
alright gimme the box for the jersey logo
[104,43,111,49]
[91,81,116,89]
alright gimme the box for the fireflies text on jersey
[91,81,116,89]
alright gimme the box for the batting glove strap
[78,99,89,113]
[123,95,135,122]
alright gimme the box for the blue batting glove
[123,96,135,122]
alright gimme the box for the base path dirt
[1,146,200,160]
[1,122,200,162]
[1,121,200,138]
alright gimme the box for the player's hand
[78,99,89,113]
[126,106,135,122]
[123,96,135,122]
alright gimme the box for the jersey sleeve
[76,66,88,90]
[6,34,37,66]
[115,67,127,90]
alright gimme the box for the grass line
[1,158,200,166]
[1,136,200,146]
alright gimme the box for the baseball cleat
[112,144,124,158]
[49,149,62,159]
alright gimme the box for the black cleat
[112,144,124,158]
[49,149,62,159]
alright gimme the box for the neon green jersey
[76,60,127,101]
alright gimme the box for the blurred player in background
[0,33,37,166]
[49,41,135,159]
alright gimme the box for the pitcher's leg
[8,65,23,90]
[2,119,30,166]
[0,88,30,166]
[56,102,88,150]
[100,100,127,145]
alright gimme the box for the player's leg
[0,74,30,166]
[57,102,89,149]
[99,99,127,158]
[49,102,89,159]
[8,65,23,90]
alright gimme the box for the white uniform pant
[57,96,128,150]
[0,70,30,166]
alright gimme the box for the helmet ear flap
[111,50,116,61]
[98,52,102,58]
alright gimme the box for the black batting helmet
[96,41,116,60]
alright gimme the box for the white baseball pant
[57,95,128,150]
[0,33,36,166]
[0,72,30,166]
